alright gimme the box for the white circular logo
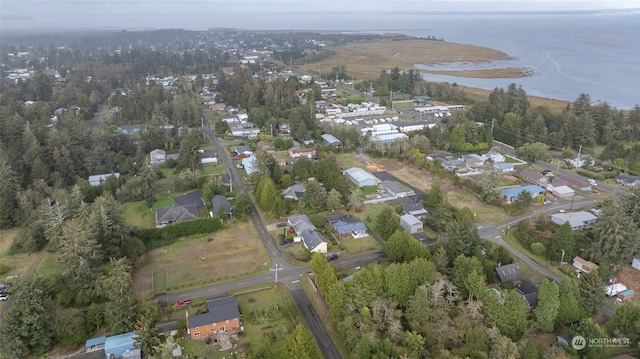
[572,335,587,350]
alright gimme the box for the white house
[566,154,593,168]
[150,149,166,165]
[400,214,423,234]
[482,151,506,163]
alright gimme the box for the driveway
[373,171,428,201]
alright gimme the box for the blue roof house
[242,155,258,175]
[105,332,139,359]
[85,336,106,352]
[500,185,545,204]
[332,220,369,239]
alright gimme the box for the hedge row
[133,217,222,250]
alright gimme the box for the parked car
[174,299,191,307]
[543,200,551,205]
[558,209,566,213]
[232,156,240,161]
[280,239,293,245]
[276,223,288,228]
[0,293,8,301]
[326,253,338,261]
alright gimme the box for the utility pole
[270,262,283,284]
[491,118,495,135]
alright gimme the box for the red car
[232,156,240,161]
[174,299,191,307]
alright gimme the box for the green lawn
[200,163,227,176]
[335,152,370,168]
[35,252,64,278]
[355,203,389,238]
[340,236,382,253]
[502,231,572,282]
[447,192,508,224]
[121,197,176,229]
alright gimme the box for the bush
[530,242,546,256]
[0,263,9,276]
[134,217,222,250]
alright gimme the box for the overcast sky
[2,0,640,29]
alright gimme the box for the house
[380,180,412,197]
[482,151,505,163]
[283,183,306,201]
[288,147,317,159]
[495,263,522,284]
[211,195,232,218]
[463,154,485,168]
[150,149,166,165]
[325,213,345,224]
[402,202,428,218]
[400,214,423,234]
[520,169,548,186]
[632,255,640,271]
[155,204,199,228]
[617,175,640,187]
[517,280,539,310]
[547,184,575,198]
[499,185,545,204]
[617,289,635,302]
[321,133,342,148]
[235,146,253,156]
[557,176,592,191]
[242,155,258,175]
[288,214,316,235]
[493,162,514,172]
[573,256,599,274]
[88,173,120,187]
[200,150,218,164]
[344,167,379,187]
[331,219,368,239]
[175,190,206,209]
[551,211,598,231]
[105,332,140,359]
[566,154,593,168]
[300,230,328,253]
[186,296,241,340]
[85,336,106,352]
[440,158,465,171]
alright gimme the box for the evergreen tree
[578,271,604,314]
[557,279,589,325]
[375,206,399,241]
[534,279,560,332]
[549,222,574,262]
[102,258,138,334]
[281,324,322,359]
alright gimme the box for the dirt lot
[134,221,268,294]
[618,266,640,293]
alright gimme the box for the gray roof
[288,214,316,234]
[551,211,598,228]
[300,230,327,250]
[332,220,367,234]
[188,296,240,329]
[402,202,425,213]
[381,180,408,195]
[211,195,232,216]
[400,214,422,226]
[496,263,522,283]
[345,167,379,186]
[88,173,120,186]
[235,145,252,154]
[176,190,206,209]
[155,204,198,227]
[282,183,305,200]
[321,133,341,144]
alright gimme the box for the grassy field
[340,236,382,253]
[35,252,64,278]
[502,231,571,282]
[133,221,269,295]
[200,163,227,176]
[121,197,177,229]
[311,39,515,80]
[447,192,508,224]
[334,152,370,169]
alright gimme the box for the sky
[2,0,640,29]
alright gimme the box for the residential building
[331,220,369,239]
[617,175,640,187]
[344,167,379,187]
[573,256,599,274]
[402,202,428,218]
[235,146,253,156]
[400,214,423,234]
[325,213,345,224]
[482,151,506,163]
[242,155,258,175]
[547,184,574,198]
[379,180,412,197]
[155,204,199,228]
[463,154,485,168]
[495,263,522,284]
[300,230,328,253]
[105,332,140,359]
[517,281,539,310]
[566,154,593,168]
[186,296,241,340]
[520,169,548,186]
[287,147,317,159]
[211,195,232,218]
[88,173,120,187]
[283,182,306,201]
[321,133,342,148]
[493,162,514,172]
[557,176,592,191]
[288,214,316,235]
[200,150,218,164]
[551,211,598,231]
[395,121,425,133]
[150,149,166,165]
[499,185,545,204]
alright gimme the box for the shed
[495,263,522,284]
[573,256,599,274]
[344,167,379,188]
[400,214,423,234]
[380,180,411,197]
[547,185,574,198]
[617,289,635,302]
[632,255,640,271]
[321,133,342,148]
[88,173,120,187]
